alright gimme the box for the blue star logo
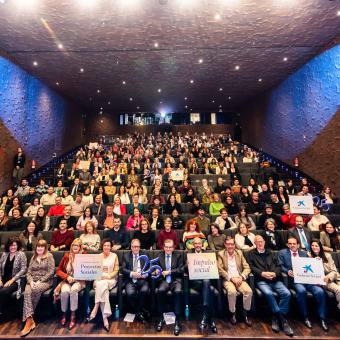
[297,201,305,207]
[303,265,313,273]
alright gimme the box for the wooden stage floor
[0,315,339,340]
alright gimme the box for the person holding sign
[247,235,294,336]
[89,239,119,331]
[186,237,217,333]
[122,239,150,323]
[155,239,184,335]
[278,236,328,331]
[56,238,85,329]
[310,240,340,311]
[217,236,252,326]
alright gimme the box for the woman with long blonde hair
[56,238,85,329]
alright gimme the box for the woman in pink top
[125,207,143,231]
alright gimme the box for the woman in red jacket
[55,238,85,329]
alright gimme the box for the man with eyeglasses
[155,239,183,335]
[122,239,150,323]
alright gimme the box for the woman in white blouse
[235,223,256,252]
[79,221,101,252]
[61,189,74,206]
[82,187,94,207]
[23,198,42,218]
[89,239,119,331]
[114,186,130,205]
[76,207,98,231]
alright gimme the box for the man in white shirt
[217,236,252,326]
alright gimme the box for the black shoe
[209,320,217,333]
[320,320,329,332]
[174,320,181,336]
[271,316,280,333]
[243,310,252,327]
[281,320,294,337]
[156,318,164,332]
[304,318,312,329]
[230,312,237,325]
[199,313,208,330]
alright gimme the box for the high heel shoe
[103,318,110,332]
[88,309,98,322]
[68,314,76,330]
[60,313,67,327]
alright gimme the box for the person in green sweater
[209,193,225,216]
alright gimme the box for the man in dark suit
[155,239,183,335]
[122,238,150,323]
[247,235,294,336]
[186,237,217,333]
[70,178,84,197]
[288,215,312,252]
[278,236,328,331]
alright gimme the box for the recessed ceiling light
[58,43,63,49]
[100,119,103,123]
[157,88,162,93]
[184,97,188,100]
[108,101,111,105]
[283,57,288,61]
[258,78,262,82]
[33,61,38,66]
[122,81,126,85]
[337,10,340,16]
[190,79,194,84]
[160,101,163,104]
[100,107,103,110]
[80,68,84,73]
[99,111,103,115]
[215,13,221,20]
[228,96,232,100]
[129,97,133,101]
[185,105,188,109]
[97,89,101,93]
[56,82,60,86]
[235,65,240,70]
[137,106,140,110]
[212,100,215,103]
[198,58,203,64]
[154,42,159,48]
[219,88,223,91]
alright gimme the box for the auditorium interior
[0,0,339,339]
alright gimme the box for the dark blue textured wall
[0,55,83,191]
[0,56,67,162]
[241,44,340,192]
[264,44,340,159]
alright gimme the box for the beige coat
[217,248,251,280]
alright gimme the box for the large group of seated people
[0,132,339,337]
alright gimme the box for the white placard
[292,257,325,285]
[163,312,176,325]
[79,160,90,170]
[289,195,314,215]
[171,170,184,181]
[187,252,219,280]
[73,254,102,280]
[124,313,135,323]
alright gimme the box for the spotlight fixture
[214,13,221,20]
[122,81,126,85]
[198,58,203,64]
[97,89,101,93]
[157,88,162,93]
[184,97,188,100]
[337,10,340,16]
[190,79,194,84]
[235,65,240,70]
[219,88,223,91]
[283,57,288,61]
[58,43,63,49]
[129,97,133,101]
[56,82,60,86]
[154,42,159,48]
[258,78,262,82]
[33,61,38,66]
[80,68,84,73]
